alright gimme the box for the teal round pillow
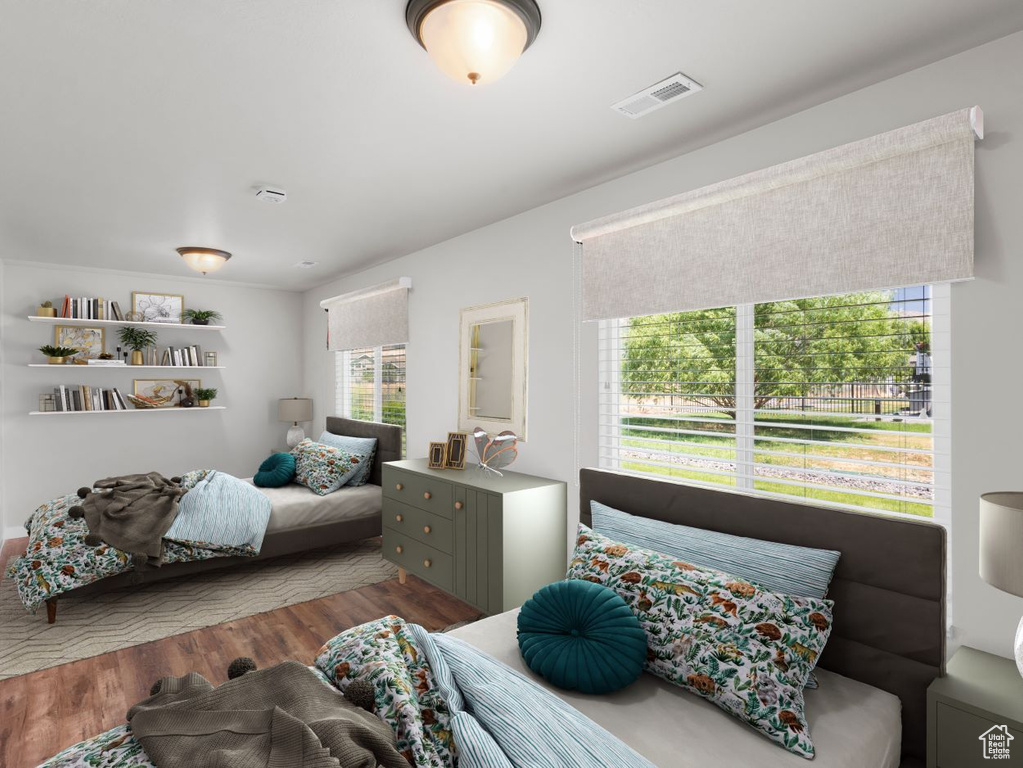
[517,579,647,695]
[254,452,296,488]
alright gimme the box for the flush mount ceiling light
[177,247,232,275]
[406,0,541,86]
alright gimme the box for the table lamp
[278,398,313,448]
[979,491,1023,677]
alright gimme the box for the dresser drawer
[383,498,453,554]
[383,468,453,518]
[935,702,1023,767]
[383,529,453,592]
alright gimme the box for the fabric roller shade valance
[572,107,981,321]
[321,277,411,352]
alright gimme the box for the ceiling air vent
[612,72,702,119]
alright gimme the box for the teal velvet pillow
[254,452,296,488]
[517,579,647,695]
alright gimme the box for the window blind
[574,108,979,320]
[598,285,949,520]
[322,277,411,352]
[335,344,407,455]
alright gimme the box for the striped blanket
[165,470,271,553]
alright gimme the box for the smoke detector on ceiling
[612,72,702,119]
[255,186,288,204]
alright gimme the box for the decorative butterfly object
[472,427,518,476]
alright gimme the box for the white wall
[1,262,305,537]
[303,31,1023,659]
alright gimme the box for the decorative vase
[37,307,56,318]
[198,399,210,407]
[47,356,66,365]
[131,350,144,365]
[191,318,210,326]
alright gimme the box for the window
[599,286,948,521]
[336,344,407,455]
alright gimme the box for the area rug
[0,539,397,680]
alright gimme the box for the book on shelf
[158,345,205,367]
[45,385,129,412]
[59,294,120,321]
[86,359,126,366]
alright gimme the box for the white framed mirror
[458,297,528,441]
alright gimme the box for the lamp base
[286,425,306,449]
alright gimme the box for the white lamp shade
[278,398,313,424]
[980,492,1023,598]
[420,0,528,85]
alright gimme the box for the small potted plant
[118,327,159,365]
[182,309,222,326]
[39,344,79,365]
[36,300,57,318]
[194,387,218,407]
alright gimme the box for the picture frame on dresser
[444,432,467,469]
[428,442,447,469]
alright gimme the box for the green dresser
[382,459,567,615]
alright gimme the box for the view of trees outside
[613,288,934,517]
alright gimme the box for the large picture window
[598,286,948,520]
[335,344,407,455]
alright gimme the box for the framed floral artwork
[132,292,184,324]
[54,325,104,361]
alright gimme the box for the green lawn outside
[618,410,933,518]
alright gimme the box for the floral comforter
[5,471,258,612]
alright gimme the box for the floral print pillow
[291,439,365,496]
[567,525,834,759]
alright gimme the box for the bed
[38,466,946,768]
[12,417,402,622]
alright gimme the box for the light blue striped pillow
[590,500,840,599]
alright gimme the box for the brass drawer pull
[423,525,432,534]
[395,545,404,554]
[395,514,404,523]
[423,491,432,500]
[395,483,404,491]
[423,559,432,568]
[454,501,463,510]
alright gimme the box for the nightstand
[381,459,567,615]
[928,646,1023,766]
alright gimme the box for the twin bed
[9,417,402,622]
[31,463,945,767]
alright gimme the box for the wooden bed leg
[46,598,57,624]
[398,567,407,585]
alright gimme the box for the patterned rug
[0,539,397,680]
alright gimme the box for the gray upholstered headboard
[579,468,945,767]
[325,417,403,486]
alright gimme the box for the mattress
[247,481,383,533]
[447,609,902,768]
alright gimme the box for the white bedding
[246,481,382,533]
[448,609,901,768]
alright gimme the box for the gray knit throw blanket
[127,661,408,768]
[79,472,186,566]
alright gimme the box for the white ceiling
[2,1,1021,290]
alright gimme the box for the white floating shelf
[27,316,225,331]
[28,364,225,370]
[29,406,227,416]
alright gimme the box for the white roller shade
[321,277,411,351]
[572,107,981,321]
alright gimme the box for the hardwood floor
[0,567,480,768]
